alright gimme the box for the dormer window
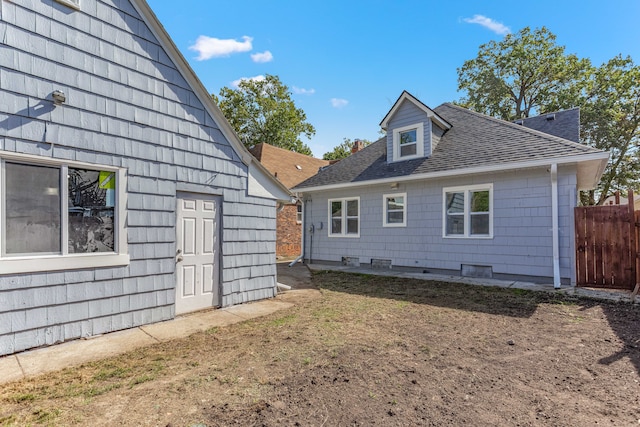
[393,123,424,160]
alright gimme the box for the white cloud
[331,98,349,109]
[251,50,273,63]
[463,15,511,35]
[189,35,253,61]
[231,75,266,88]
[293,86,316,95]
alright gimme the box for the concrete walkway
[0,292,319,385]
[307,263,638,304]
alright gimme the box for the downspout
[289,194,305,267]
[551,163,561,288]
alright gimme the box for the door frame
[175,191,223,314]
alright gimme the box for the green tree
[213,74,315,155]
[457,27,640,205]
[542,56,640,205]
[323,138,372,161]
[457,26,590,121]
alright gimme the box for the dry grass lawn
[1,271,639,426]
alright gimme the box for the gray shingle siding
[304,166,577,281]
[0,0,278,356]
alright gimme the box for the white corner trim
[550,163,561,288]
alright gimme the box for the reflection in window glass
[296,203,303,223]
[68,168,115,253]
[331,201,342,235]
[399,129,417,157]
[346,200,359,234]
[444,187,492,237]
[470,190,490,235]
[471,191,489,212]
[4,163,61,255]
[386,196,405,224]
[329,198,359,236]
[445,192,465,235]
[470,214,489,235]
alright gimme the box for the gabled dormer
[380,91,451,163]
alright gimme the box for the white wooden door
[175,193,220,315]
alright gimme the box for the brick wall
[277,204,301,257]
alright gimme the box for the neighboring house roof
[293,102,609,192]
[516,108,580,143]
[602,194,640,209]
[250,143,330,189]
[131,0,291,202]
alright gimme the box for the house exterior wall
[303,166,578,282]
[386,101,432,162]
[276,204,301,257]
[0,0,277,356]
[431,125,445,151]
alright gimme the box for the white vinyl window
[0,155,128,274]
[392,122,424,161]
[383,193,406,227]
[328,197,359,237]
[443,184,493,238]
[296,202,303,224]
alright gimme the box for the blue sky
[146,0,640,158]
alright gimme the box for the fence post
[630,190,639,301]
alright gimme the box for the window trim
[383,192,407,227]
[392,122,424,161]
[328,197,360,238]
[296,202,303,224]
[442,184,493,239]
[0,153,129,275]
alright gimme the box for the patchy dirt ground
[1,267,639,426]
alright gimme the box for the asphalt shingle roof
[517,108,580,143]
[293,103,603,190]
[249,143,330,189]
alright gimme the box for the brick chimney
[351,139,364,154]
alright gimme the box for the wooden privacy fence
[575,191,639,291]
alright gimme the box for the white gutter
[292,152,610,193]
[551,163,561,288]
[289,194,305,267]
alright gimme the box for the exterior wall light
[52,90,66,105]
